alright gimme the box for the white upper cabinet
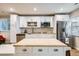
[49,16,53,27]
[20,17,27,27]
[40,16,53,27]
[54,15,70,21]
[19,16,53,28]
[40,16,53,22]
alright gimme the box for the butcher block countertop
[14,39,69,47]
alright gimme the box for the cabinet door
[40,16,50,22]
[49,47,64,56]
[36,17,41,27]
[0,44,15,54]
[20,17,27,27]
[49,16,53,27]
[32,47,49,56]
[40,16,53,27]
[15,47,32,56]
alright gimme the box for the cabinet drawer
[49,47,64,56]
[32,47,49,56]
[15,47,32,56]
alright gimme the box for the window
[0,18,10,31]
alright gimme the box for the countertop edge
[14,45,68,47]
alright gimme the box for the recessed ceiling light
[33,8,37,11]
[9,8,16,13]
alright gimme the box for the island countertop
[14,38,69,47]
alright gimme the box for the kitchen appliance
[41,22,50,28]
[56,21,67,43]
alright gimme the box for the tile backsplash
[20,27,53,34]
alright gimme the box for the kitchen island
[14,39,71,56]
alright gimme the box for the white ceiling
[0,3,79,16]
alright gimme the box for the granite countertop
[14,39,68,47]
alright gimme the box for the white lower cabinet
[49,47,64,56]
[15,47,66,56]
[32,47,49,56]
[15,47,32,56]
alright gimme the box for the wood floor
[70,49,79,56]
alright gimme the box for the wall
[70,8,79,50]
[10,14,18,43]
[70,8,79,17]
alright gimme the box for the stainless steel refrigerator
[56,21,76,48]
[56,21,67,43]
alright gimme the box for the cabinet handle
[54,49,58,52]
[38,49,43,52]
[22,49,27,52]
